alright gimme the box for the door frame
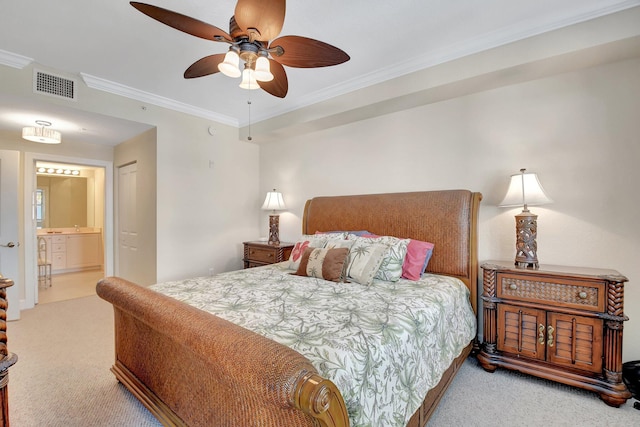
[22,152,113,310]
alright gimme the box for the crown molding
[80,73,239,127]
[245,0,640,126]
[20,0,633,130]
[0,49,33,69]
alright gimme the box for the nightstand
[243,241,294,269]
[478,261,631,407]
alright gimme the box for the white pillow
[345,241,388,286]
[349,235,409,282]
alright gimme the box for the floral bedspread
[151,263,476,427]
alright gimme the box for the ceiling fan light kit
[130,0,349,98]
[218,49,242,78]
[239,67,260,90]
[254,55,274,82]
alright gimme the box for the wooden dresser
[478,261,631,407]
[243,241,293,268]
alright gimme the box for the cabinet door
[497,305,546,360]
[547,312,603,373]
[66,234,101,268]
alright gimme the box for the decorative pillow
[288,238,326,270]
[345,241,388,286]
[402,239,435,280]
[294,247,349,282]
[350,235,409,282]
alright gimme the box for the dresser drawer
[243,241,293,268]
[246,246,277,264]
[52,235,66,244]
[52,252,66,270]
[52,243,66,253]
[496,272,605,312]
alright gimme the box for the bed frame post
[292,371,349,427]
[468,192,482,315]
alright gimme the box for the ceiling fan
[130,0,350,98]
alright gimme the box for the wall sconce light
[261,189,287,245]
[499,168,553,268]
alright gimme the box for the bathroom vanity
[37,228,103,274]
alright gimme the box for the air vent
[33,69,77,101]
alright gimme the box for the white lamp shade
[22,126,61,144]
[499,172,552,207]
[262,190,286,211]
[218,51,241,78]
[254,56,274,82]
[239,68,260,90]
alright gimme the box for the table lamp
[499,169,552,268]
[262,189,287,245]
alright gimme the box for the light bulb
[254,56,274,82]
[239,68,260,90]
[218,50,241,78]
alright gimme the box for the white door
[117,163,137,279]
[0,150,20,321]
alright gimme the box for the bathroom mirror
[36,176,89,228]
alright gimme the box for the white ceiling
[1,0,639,146]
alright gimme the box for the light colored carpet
[9,294,160,427]
[429,357,639,426]
[7,294,639,426]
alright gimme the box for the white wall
[259,57,640,362]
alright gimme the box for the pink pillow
[402,239,435,281]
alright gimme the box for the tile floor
[37,269,105,304]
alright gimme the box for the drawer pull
[578,291,587,299]
[547,325,555,347]
[509,283,517,290]
[538,324,545,345]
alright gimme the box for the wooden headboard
[302,190,482,313]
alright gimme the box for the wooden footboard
[97,277,349,427]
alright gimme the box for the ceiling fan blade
[184,53,226,79]
[234,0,285,41]
[130,2,231,42]
[258,60,288,98]
[270,36,350,68]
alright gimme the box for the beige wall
[259,57,640,362]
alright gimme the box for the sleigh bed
[97,189,481,426]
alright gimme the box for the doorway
[34,161,106,304]
[23,153,114,310]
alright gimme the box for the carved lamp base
[514,210,539,269]
[268,214,280,245]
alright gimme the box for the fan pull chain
[247,98,252,141]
